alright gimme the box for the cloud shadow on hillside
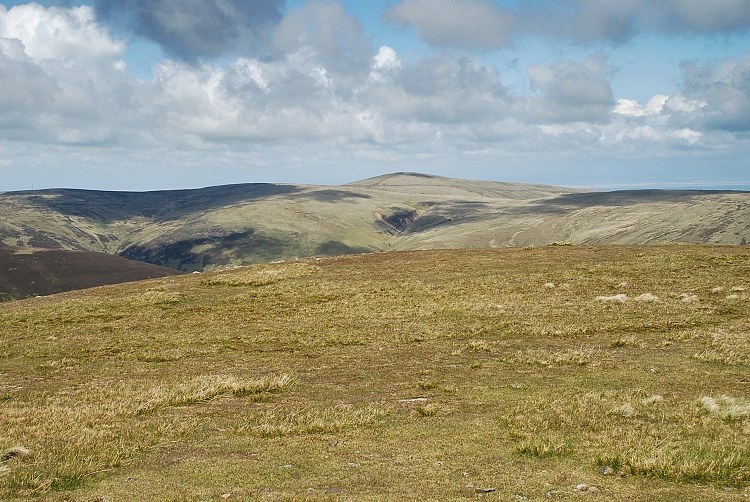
[291,189,372,202]
[508,190,749,215]
[120,228,291,271]
[11,183,304,223]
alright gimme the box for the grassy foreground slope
[1,246,749,500]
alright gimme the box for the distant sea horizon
[574,182,750,192]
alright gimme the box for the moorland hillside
[2,173,748,274]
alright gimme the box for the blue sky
[1,0,750,191]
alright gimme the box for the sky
[1,1,750,191]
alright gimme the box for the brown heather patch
[1,246,750,500]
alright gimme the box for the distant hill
[1,172,748,275]
[0,246,184,301]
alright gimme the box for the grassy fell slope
[1,245,749,500]
[2,173,748,273]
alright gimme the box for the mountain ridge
[1,172,748,276]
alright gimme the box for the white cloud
[368,55,513,125]
[271,1,371,75]
[613,95,669,117]
[0,2,748,188]
[674,128,703,144]
[226,58,269,92]
[0,4,124,64]
[652,0,750,35]
[152,53,372,144]
[601,124,703,146]
[370,45,401,82]
[525,56,614,123]
[670,55,750,132]
[0,4,136,145]
[664,95,707,114]
[373,46,401,72]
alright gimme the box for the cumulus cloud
[647,0,750,35]
[669,55,750,132]
[526,56,614,123]
[549,0,750,42]
[0,4,135,144]
[271,1,371,74]
[0,3,124,63]
[371,55,513,124]
[149,52,468,146]
[384,0,516,50]
[151,56,366,144]
[386,0,750,48]
[1,2,748,186]
[0,43,61,136]
[95,0,284,62]
[370,45,401,82]
[613,95,669,117]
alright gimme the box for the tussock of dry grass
[596,442,749,486]
[595,292,668,304]
[680,293,700,303]
[642,394,664,406]
[514,433,572,458]
[202,262,320,287]
[0,394,195,495]
[609,335,646,348]
[417,379,438,390]
[132,289,186,306]
[506,389,750,486]
[502,346,597,366]
[412,402,442,417]
[699,396,750,422]
[247,404,389,437]
[135,374,294,415]
[693,325,750,366]
[466,339,491,352]
[611,402,637,418]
